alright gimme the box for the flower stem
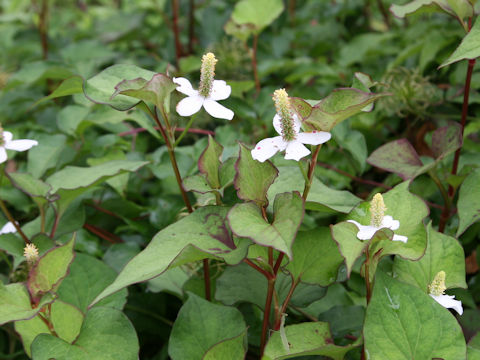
[174,114,196,147]
[171,0,183,69]
[0,199,30,244]
[302,145,321,199]
[448,18,476,198]
[252,34,261,93]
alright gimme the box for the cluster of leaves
[1,0,480,359]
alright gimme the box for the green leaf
[57,253,128,313]
[235,143,278,207]
[168,293,247,360]
[390,0,473,30]
[199,135,223,189]
[57,105,91,136]
[231,0,284,34]
[0,283,55,325]
[368,124,462,180]
[33,75,83,107]
[291,88,388,132]
[203,330,248,360]
[27,134,67,178]
[286,228,343,286]
[15,300,85,356]
[28,235,75,299]
[228,192,304,259]
[147,267,189,298]
[111,73,176,109]
[457,169,480,236]
[46,160,149,216]
[91,206,249,306]
[84,64,157,111]
[364,271,466,359]
[183,174,213,194]
[30,307,139,360]
[267,166,361,213]
[468,333,480,360]
[394,223,466,291]
[262,322,362,360]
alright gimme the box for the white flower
[251,114,331,162]
[430,294,463,315]
[428,271,463,315]
[0,130,38,164]
[0,221,17,235]
[347,216,408,243]
[347,193,408,243]
[173,52,233,120]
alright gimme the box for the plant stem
[448,18,476,198]
[188,0,195,54]
[260,276,275,356]
[39,0,49,59]
[376,0,390,28]
[244,259,273,279]
[273,276,298,330]
[171,0,183,69]
[49,210,60,239]
[302,145,321,199]
[0,199,30,244]
[252,34,261,93]
[296,160,309,183]
[364,247,372,304]
[430,171,451,233]
[174,114,196,147]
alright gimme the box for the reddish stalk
[188,0,195,54]
[0,199,30,244]
[252,34,261,93]
[273,276,298,330]
[39,0,49,59]
[83,223,123,244]
[302,145,321,199]
[49,211,60,239]
[260,276,275,356]
[376,0,390,28]
[171,0,183,69]
[244,259,273,280]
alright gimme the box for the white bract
[347,193,408,243]
[0,221,16,235]
[251,89,331,162]
[428,271,463,315]
[0,130,38,164]
[174,52,234,120]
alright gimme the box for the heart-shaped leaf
[30,307,139,360]
[364,271,466,359]
[168,293,247,360]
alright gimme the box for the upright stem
[39,0,49,59]
[188,0,195,54]
[273,276,298,330]
[171,0,183,69]
[302,145,321,199]
[252,34,261,93]
[0,199,30,244]
[376,0,390,28]
[260,275,275,356]
[288,0,296,24]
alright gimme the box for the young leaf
[0,283,55,325]
[33,75,83,107]
[228,192,304,259]
[83,64,157,111]
[30,307,139,360]
[457,168,480,236]
[90,206,248,306]
[364,271,466,359]
[168,293,247,360]
[394,223,467,291]
[262,322,362,360]
[235,143,278,207]
[111,73,176,109]
[441,14,480,68]
[198,135,223,189]
[28,235,76,299]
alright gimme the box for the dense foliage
[1,0,480,359]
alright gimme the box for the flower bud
[273,89,296,142]
[23,243,39,265]
[429,271,447,296]
[370,193,386,228]
[199,52,218,98]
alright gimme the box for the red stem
[252,34,261,93]
[83,223,123,244]
[244,259,273,280]
[273,276,298,330]
[49,210,60,239]
[203,259,211,301]
[260,277,275,356]
[171,0,183,69]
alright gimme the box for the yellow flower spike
[273,89,296,142]
[428,271,447,296]
[370,193,387,228]
[23,243,39,264]
[198,52,218,98]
